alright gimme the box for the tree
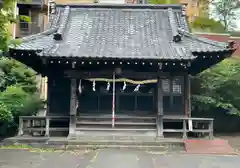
[0,0,18,52]
[0,57,38,93]
[213,0,240,30]
[0,0,42,136]
[192,58,240,115]
[199,0,240,30]
[0,86,43,120]
[0,0,30,52]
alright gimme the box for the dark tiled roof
[13,4,234,60]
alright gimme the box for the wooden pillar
[184,75,191,117]
[156,77,164,137]
[68,78,77,138]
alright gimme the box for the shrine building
[9,4,236,138]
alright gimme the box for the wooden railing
[18,115,214,139]
[18,116,69,137]
[161,116,214,139]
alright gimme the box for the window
[162,77,184,114]
[19,9,29,30]
[191,0,198,7]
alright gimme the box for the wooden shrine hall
[9,4,236,139]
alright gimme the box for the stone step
[66,140,176,146]
[65,144,183,152]
[2,136,185,152]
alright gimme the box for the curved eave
[192,48,236,55]
[189,49,235,75]
[8,49,43,73]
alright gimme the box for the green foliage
[148,0,179,4]
[0,86,43,120]
[0,0,42,137]
[0,0,16,51]
[0,103,13,123]
[0,57,37,93]
[190,17,226,33]
[0,85,44,136]
[0,0,30,52]
[192,58,240,115]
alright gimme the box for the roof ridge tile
[168,8,181,43]
[55,4,183,10]
[53,6,70,41]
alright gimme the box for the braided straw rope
[86,78,157,84]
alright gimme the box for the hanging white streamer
[92,80,96,91]
[106,82,110,91]
[76,100,78,109]
[78,79,82,94]
[122,81,127,91]
[134,84,140,92]
[188,119,193,131]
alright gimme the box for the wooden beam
[64,70,186,79]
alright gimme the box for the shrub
[0,85,44,120]
[0,103,13,123]
[0,85,44,136]
[191,17,226,33]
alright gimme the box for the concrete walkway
[0,149,240,168]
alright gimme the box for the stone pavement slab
[1,148,240,168]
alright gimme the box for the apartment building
[180,0,208,22]
[6,1,47,38]
[7,0,209,38]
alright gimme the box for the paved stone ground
[0,149,240,168]
[217,133,240,151]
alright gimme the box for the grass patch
[0,144,33,149]
[0,144,93,155]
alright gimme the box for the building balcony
[0,0,45,6]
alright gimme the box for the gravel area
[0,148,240,168]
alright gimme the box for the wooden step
[77,115,155,120]
[75,127,156,131]
[76,121,156,125]
[23,127,68,131]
